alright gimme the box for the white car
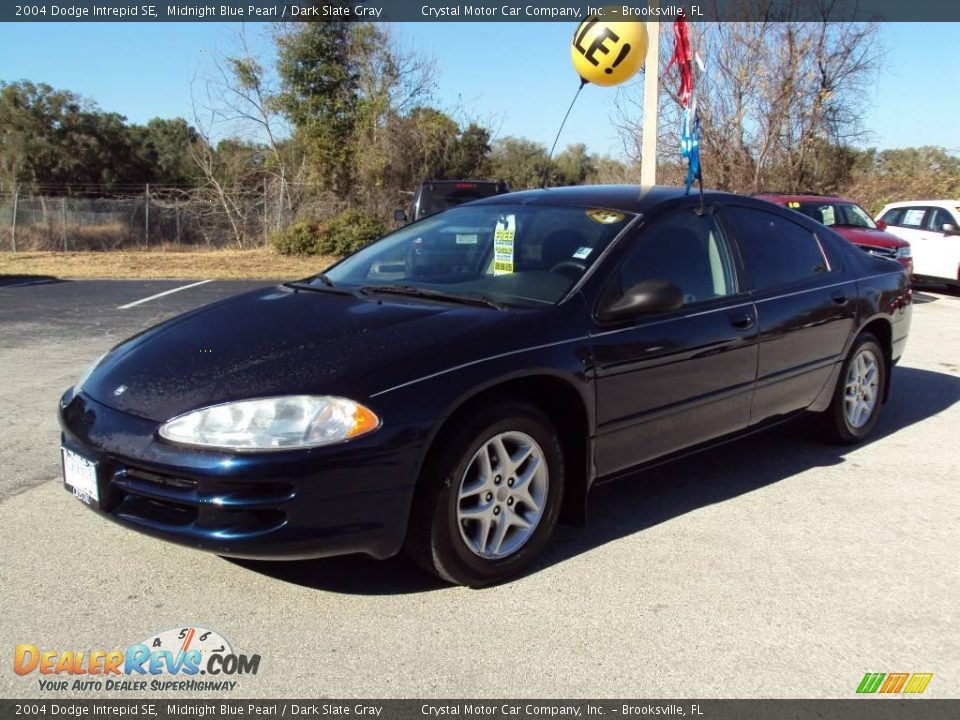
[876,200,960,287]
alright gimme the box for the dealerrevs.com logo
[14,626,260,693]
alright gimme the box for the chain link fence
[0,183,335,252]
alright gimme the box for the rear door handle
[831,290,848,305]
[729,311,754,330]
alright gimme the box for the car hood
[81,285,515,422]
[833,226,907,249]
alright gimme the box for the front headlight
[895,245,912,258]
[158,396,380,451]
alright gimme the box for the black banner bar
[1,700,958,720]
[4,0,960,22]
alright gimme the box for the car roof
[754,192,852,204]
[881,199,960,208]
[419,179,505,186]
[469,184,740,213]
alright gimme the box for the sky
[0,21,957,158]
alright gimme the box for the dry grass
[0,249,337,280]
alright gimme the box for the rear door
[916,207,960,280]
[882,205,930,262]
[591,204,758,476]
[718,204,857,424]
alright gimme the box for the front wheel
[819,333,886,444]
[405,400,564,587]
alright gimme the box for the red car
[755,193,913,274]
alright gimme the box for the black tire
[405,399,565,587]
[819,332,886,444]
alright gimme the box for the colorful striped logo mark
[857,673,933,694]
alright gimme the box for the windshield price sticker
[493,215,516,275]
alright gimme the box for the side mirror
[942,222,958,235]
[876,219,887,230]
[394,209,408,223]
[600,279,684,321]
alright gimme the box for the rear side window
[900,208,927,228]
[926,208,953,231]
[722,207,830,291]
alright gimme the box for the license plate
[62,448,99,505]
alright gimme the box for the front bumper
[58,390,427,560]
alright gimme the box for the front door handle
[729,312,754,330]
[831,290,848,305]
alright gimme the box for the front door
[591,204,758,477]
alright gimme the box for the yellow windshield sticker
[586,209,626,224]
[787,201,800,209]
[493,215,516,276]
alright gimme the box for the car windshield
[794,201,877,229]
[322,203,634,308]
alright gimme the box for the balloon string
[541,78,588,189]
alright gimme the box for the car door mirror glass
[601,280,684,321]
[394,209,408,223]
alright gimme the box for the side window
[612,208,737,307]
[925,208,953,232]
[722,207,830,291]
[900,207,927,228]
[880,208,904,226]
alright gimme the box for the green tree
[488,137,551,190]
[552,143,596,186]
[275,21,360,193]
[139,118,200,185]
[448,123,492,179]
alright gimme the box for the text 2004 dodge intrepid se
[59,186,912,586]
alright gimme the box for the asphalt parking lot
[1,276,958,699]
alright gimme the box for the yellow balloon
[570,16,648,87]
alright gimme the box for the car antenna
[541,78,587,189]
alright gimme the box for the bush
[269,218,322,256]
[270,210,386,257]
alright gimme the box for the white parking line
[117,280,212,309]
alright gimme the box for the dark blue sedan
[59,186,912,586]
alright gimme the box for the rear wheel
[405,400,564,587]
[820,333,886,444]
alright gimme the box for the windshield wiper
[284,274,357,296]
[358,284,504,310]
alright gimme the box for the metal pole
[61,197,67,251]
[144,184,150,249]
[263,177,268,245]
[640,19,660,187]
[176,203,181,245]
[10,184,19,252]
[277,170,285,232]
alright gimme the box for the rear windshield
[418,184,505,218]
